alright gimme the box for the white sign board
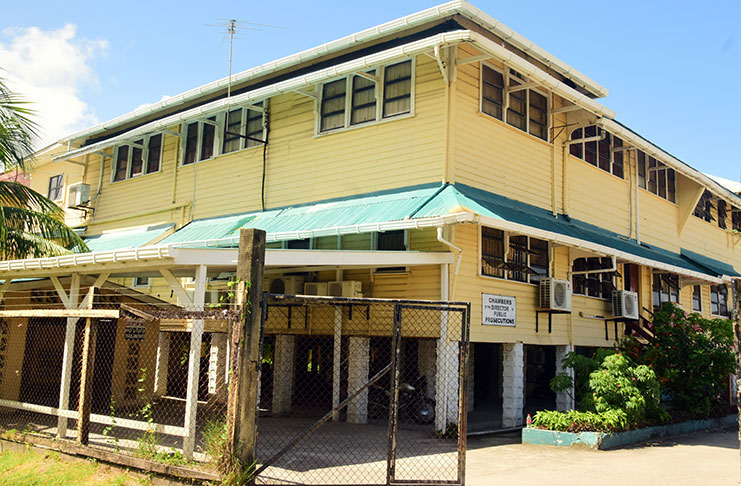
[482,294,516,327]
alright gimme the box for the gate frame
[253,293,471,486]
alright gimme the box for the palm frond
[0,181,65,218]
[0,77,38,172]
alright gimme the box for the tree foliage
[0,78,87,259]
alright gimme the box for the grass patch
[0,448,148,486]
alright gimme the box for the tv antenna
[206,19,285,106]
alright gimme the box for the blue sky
[2,0,739,181]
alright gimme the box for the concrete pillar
[182,265,206,459]
[555,345,575,411]
[347,336,370,424]
[208,333,228,402]
[435,314,460,431]
[154,332,171,396]
[417,339,436,399]
[501,343,524,428]
[273,334,295,414]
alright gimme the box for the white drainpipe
[437,226,462,299]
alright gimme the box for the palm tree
[0,78,87,259]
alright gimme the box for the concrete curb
[521,414,738,450]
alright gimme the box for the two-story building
[3,0,739,444]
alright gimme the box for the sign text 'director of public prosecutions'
[482,293,516,327]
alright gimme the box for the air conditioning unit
[612,290,639,319]
[268,276,305,295]
[303,282,328,296]
[539,278,572,312]
[328,280,362,298]
[67,183,90,207]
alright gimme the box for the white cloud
[134,94,173,112]
[0,24,107,147]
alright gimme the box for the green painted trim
[521,414,737,450]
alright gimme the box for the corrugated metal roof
[416,184,740,278]
[161,184,443,246]
[84,223,175,252]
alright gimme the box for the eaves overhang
[58,1,606,146]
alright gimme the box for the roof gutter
[58,1,606,145]
[55,30,613,163]
[597,118,741,208]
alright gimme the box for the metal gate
[253,295,470,485]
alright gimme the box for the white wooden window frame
[568,127,628,180]
[222,101,267,154]
[180,114,225,166]
[315,57,416,135]
[477,225,550,285]
[479,63,552,143]
[111,133,165,183]
[571,256,615,301]
[48,174,64,201]
[133,276,151,288]
[635,150,677,204]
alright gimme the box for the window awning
[414,184,740,282]
[84,223,175,252]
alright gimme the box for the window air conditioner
[612,290,639,320]
[67,183,90,207]
[303,282,328,296]
[327,280,362,298]
[539,278,572,312]
[268,276,305,295]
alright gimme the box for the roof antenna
[205,19,285,110]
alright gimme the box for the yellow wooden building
[6,0,740,439]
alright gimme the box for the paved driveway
[466,428,739,486]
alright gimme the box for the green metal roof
[161,184,443,246]
[415,184,740,278]
[158,182,739,279]
[84,223,174,252]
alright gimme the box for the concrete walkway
[467,428,740,486]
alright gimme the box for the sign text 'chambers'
[482,293,516,327]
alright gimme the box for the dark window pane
[482,65,504,120]
[667,169,676,203]
[246,106,264,148]
[612,137,624,178]
[146,134,162,173]
[377,230,405,251]
[569,128,583,159]
[598,130,610,171]
[528,90,547,140]
[529,237,549,283]
[383,61,411,118]
[321,79,347,131]
[507,235,527,282]
[223,108,243,154]
[648,157,658,194]
[572,258,587,295]
[200,117,216,160]
[692,285,702,312]
[718,200,727,229]
[584,126,597,166]
[657,168,667,199]
[114,146,129,181]
[481,227,504,278]
[286,239,310,249]
[48,175,64,200]
[184,122,198,165]
[351,73,376,125]
[637,151,646,188]
[506,81,526,131]
[130,139,144,177]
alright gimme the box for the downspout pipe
[437,226,462,299]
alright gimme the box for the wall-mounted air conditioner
[612,290,639,320]
[67,183,90,207]
[268,276,305,295]
[328,280,362,298]
[303,282,328,296]
[539,278,572,312]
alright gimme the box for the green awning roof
[84,223,175,252]
[415,184,740,278]
[158,182,739,279]
[161,184,444,246]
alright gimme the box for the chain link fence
[254,295,469,485]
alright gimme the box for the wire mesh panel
[254,295,469,486]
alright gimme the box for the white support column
[435,263,459,431]
[57,273,80,438]
[208,333,228,402]
[273,334,295,414]
[182,265,206,459]
[154,332,171,396]
[502,342,525,428]
[555,345,575,411]
[417,339,436,400]
[347,336,369,424]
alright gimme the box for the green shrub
[531,409,628,433]
[549,348,616,410]
[622,303,734,417]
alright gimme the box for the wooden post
[182,264,207,459]
[227,229,265,473]
[57,273,80,438]
[77,317,98,445]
